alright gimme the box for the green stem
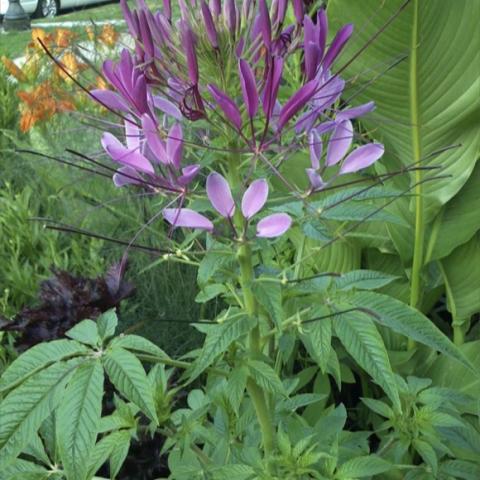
[453,325,465,346]
[227,148,275,456]
[408,0,422,350]
[237,242,275,455]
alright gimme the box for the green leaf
[87,430,131,479]
[413,439,438,476]
[427,161,480,262]
[300,317,332,374]
[57,360,104,480]
[440,233,480,324]
[103,347,158,423]
[211,464,255,480]
[360,398,394,418]
[109,434,131,479]
[277,393,326,414]
[195,284,226,303]
[0,359,80,468]
[197,244,234,286]
[247,360,286,395]
[328,0,480,254]
[322,202,407,226]
[0,339,88,393]
[334,312,401,410]
[226,365,249,414]
[440,460,480,480]
[97,310,118,341]
[66,320,100,347]
[254,280,283,330]
[189,315,252,381]
[1,459,49,480]
[335,270,399,291]
[23,433,51,466]
[347,291,474,371]
[424,341,480,413]
[109,334,170,360]
[336,455,392,478]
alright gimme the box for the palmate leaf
[247,360,286,395]
[336,455,392,478]
[335,270,399,291]
[103,347,158,423]
[0,359,81,468]
[346,291,474,370]
[1,458,49,480]
[300,314,332,373]
[189,314,252,381]
[57,360,104,480]
[109,334,170,360]
[328,0,480,260]
[333,312,401,410]
[0,339,88,393]
[87,430,131,479]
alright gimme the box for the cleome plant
[0,0,479,479]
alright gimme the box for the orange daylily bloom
[95,75,109,90]
[1,56,27,82]
[17,82,75,132]
[56,52,87,83]
[85,26,95,42]
[98,24,119,48]
[29,28,53,50]
[54,28,76,49]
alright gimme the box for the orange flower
[1,56,27,82]
[54,28,76,49]
[29,28,53,50]
[95,75,109,90]
[85,26,95,42]
[17,81,75,132]
[56,52,87,83]
[98,24,119,48]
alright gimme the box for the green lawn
[0,0,163,57]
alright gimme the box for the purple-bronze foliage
[92,1,385,237]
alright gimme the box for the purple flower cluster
[91,0,385,237]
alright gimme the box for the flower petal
[336,101,375,122]
[239,59,259,119]
[309,130,322,169]
[262,56,283,121]
[256,213,292,238]
[201,0,218,48]
[163,208,213,231]
[340,143,384,174]
[241,179,268,219]
[152,95,182,120]
[326,120,353,166]
[258,0,271,48]
[178,164,201,186]
[278,79,318,131]
[306,168,326,191]
[102,132,154,174]
[323,24,353,70]
[113,166,143,187]
[208,84,242,130]
[125,118,140,150]
[166,123,183,169]
[90,89,129,111]
[206,172,236,218]
[142,114,168,164]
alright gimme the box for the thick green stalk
[227,153,275,455]
[237,240,275,456]
[408,0,422,350]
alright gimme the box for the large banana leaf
[328,0,480,262]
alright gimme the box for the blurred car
[1,0,108,19]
